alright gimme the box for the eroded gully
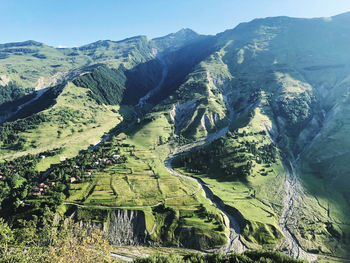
[279,159,318,262]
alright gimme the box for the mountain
[1,12,350,261]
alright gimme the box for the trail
[110,252,134,262]
[63,201,164,210]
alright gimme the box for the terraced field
[60,112,227,248]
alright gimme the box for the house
[113,154,120,159]
[40,155,46,159]
[32,192,41,197]
[83,172,91,176]
[93,161,99,165]
[48,181,55,186]
[68,177,77,183]
[33,187,41,192]
[73,165,80,169]
[39,183,45,188]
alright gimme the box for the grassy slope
[0,82,122,171]
[160,43,287,249]
[65,111,227,248]
[298,91,350,255]
[174,107,285,249]
[209,15,350,257]
[0,31,202,98]
[0,37,157,90]
[0,42,86,90]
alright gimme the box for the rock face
[170,100,197,135]
[107,209,147,245]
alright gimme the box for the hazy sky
[1,0,350,47]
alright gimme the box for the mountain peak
[174,28,198,36]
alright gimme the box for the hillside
[1,12,350,261]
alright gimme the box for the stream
[279,161,317,262]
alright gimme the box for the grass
[296,93,350,257]
[112,245,202,260]
[0,82,123,171]
[174,107,286,249]
[0,36,157,93]
[61,111,227,248]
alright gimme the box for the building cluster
[29,152,122,198]
[31,181,55,197]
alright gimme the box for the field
[60,111,227,247]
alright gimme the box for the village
[0,138,127,220]
[29,153,122,197]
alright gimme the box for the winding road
[164,133,246,254]
[164,79,248,254]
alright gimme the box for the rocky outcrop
[107,209,148,245]
[170,100,196,134]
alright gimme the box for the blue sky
[1,0,350,47]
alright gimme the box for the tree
[0,218,14,259]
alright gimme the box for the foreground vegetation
[0,215,114,263]
[0,212,303,263]
[135,252,306,263]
